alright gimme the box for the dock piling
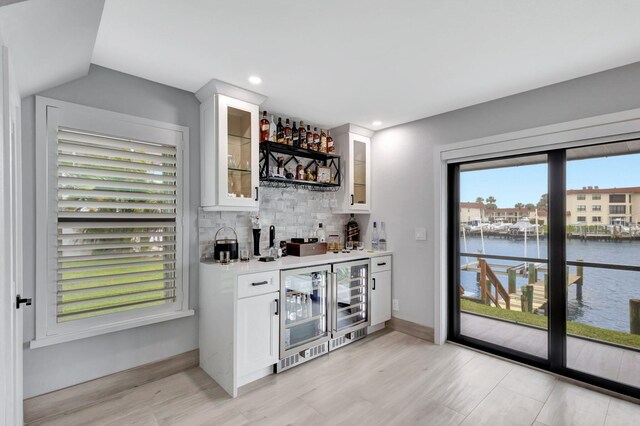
[576,259,584,301]
[631,299,640,335]
[508,269,516,294]
[528,264,537,284]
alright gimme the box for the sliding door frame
[443,143,640,400]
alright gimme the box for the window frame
[33,97,193,348]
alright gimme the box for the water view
[460,236,640,333]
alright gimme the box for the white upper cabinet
[331,124,373,213]
[197,79,266,211]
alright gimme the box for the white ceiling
[0,0,104,96]
[91,0,640,130]
[3,1,640,130]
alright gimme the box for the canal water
[460,236,640,333]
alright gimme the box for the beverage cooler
[277,259,370,372]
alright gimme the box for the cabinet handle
[351,194,354,206]
[372,277,376,290]
[274,299,279,315]
[252,280,269,286]
[377,262,387,266]
[255,186,259,201]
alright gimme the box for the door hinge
[16,295,32,309]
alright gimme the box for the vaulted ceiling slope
[3,1,640,131]
[0,0,104,96]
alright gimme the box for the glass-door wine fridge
[278,265,331,372]
[330,259,370,349]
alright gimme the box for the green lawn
[58,257,172,321]
[461,299,640,349]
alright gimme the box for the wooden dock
[461,259,583,314]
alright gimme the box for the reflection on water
[460,237,640,332]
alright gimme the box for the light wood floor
[461,313,640,389]
[30,330,639,426]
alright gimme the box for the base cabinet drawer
[371,256,391,273]
[237,291,280,378]
[238,270,279,298]
[371,270,392,326]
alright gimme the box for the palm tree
[514,202,525,208]
[475,196,484,204]
[485,196,497,209]
[525,203,536,209]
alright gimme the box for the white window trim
[433,106,640,345]
[32,96,193,348]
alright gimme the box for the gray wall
[371,61,640,329]
[21,65,201,398]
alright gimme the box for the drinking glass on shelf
[346,241,353,251]
[240,249,250,262]
[357,241,364,251]
[228,154,238,169]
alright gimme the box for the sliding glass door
[449,142,640,399]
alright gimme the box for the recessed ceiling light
[372,121,382,126]
[248,75,262,85]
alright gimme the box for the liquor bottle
[306,127,313,150]
[292,121,299,147]
[327,130,334,153]
[371,221,379,250]
[276,117,285,143]
[307,293,313,317]
[260,111,270,142]
[284,119,292,145]
[312,127,320,151]
[315,223,326,242]
[270,115,277,142]
[288,295,297,322]
[298,120,307,149]
[345,214,360,244]
[319,129,328,153]
[379,221,387,251]
[301,295,308,319]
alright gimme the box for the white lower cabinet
[371,256,392,326]
[237,291,280,384]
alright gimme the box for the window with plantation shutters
[56,128,179,322]
[34,98,192,347]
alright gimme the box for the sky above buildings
[460,153,640,207]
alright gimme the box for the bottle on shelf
[285,295,291,323]
[312,127,320,151]
[276,117,285,143]
[270,115,277,142]
[305,125,312,150]
[371,221,379,250]
[307,293,313,317]
[319,129,327,153]
[260,111,270,142]
[292,121,299,147]
[288,293,297,322]
[379,221,387,251]
[296,294,303,319]
[301,294,308,319]
[284,119,292,145]
[315,223,326,242]
[327,130,334,153]
[298,120,307,149]
[345,214,360,244]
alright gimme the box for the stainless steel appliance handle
[332,272,338,333]
[252,280,269,286]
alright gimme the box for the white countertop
[201,250,392,275]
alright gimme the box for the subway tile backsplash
[199,187,349,259]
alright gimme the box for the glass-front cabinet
[197,80,263,211]
[331,124,372,213]
[280,265,331,358]
[333,260,370,336]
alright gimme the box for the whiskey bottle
[284,119,292,145]
[307,125,313,149]
[298,121,307,149]
[345,214,360,244]
[292,121,299,147]
[319,129,327,153]
[260,111,270,143]
[270,115,277,142]
[327,130,334,153]
[312,127,320,151]
[276,117,284,143]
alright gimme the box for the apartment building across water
[566,186,640,225]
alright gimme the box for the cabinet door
[349,134,371,212]
[237,292,279,377]
[371,270,392,326]
[217,94,259,209]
